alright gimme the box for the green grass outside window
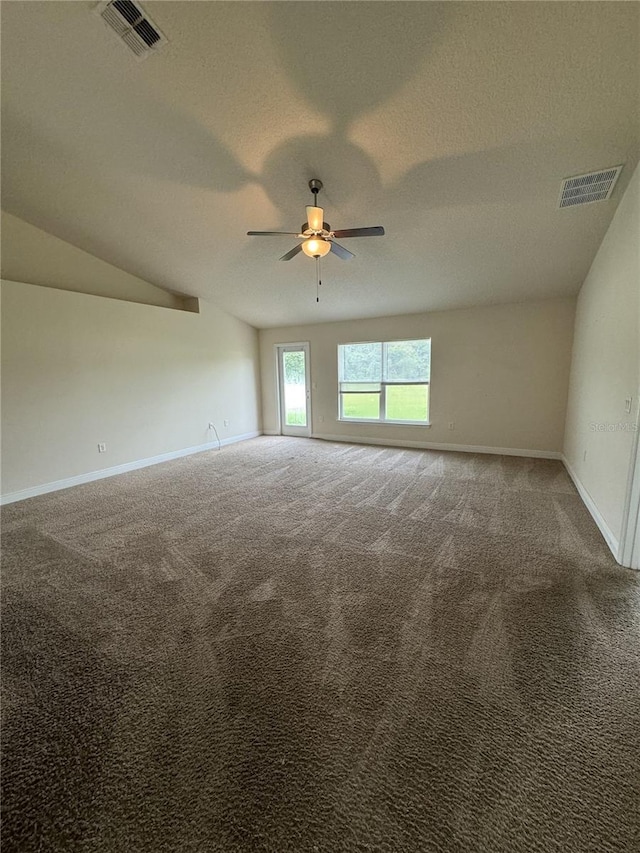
[342,385,429,422]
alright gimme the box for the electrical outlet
[98,443,106,453]
[224,419,230,427]
[625,397,633,414]
[208,422,215,430]
[448,422,455,431]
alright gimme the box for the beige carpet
[2,436,639,852]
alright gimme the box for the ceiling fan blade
[279,244,303,261]
[331,226,385,238]
[247,231,301,236]
[306,206,324,231]
[330,240,355,261]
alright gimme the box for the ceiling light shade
[306,205,324,231]
[302,238,331,258]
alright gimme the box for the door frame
[275,342,312,437]
[619,399,640,569]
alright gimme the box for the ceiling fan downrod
[309,178,323,204]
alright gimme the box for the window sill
[337,419,431,427]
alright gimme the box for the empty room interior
[1,2,639,851]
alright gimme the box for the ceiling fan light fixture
[306,205,324,231]
[302,238,331,258]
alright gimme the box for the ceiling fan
[247,179,385,262]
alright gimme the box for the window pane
[282,350,306,426]
[342,393,380,420]
[385,384,429,422]
[339,343,382,382]
[384,339,431,382]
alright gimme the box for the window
[338,339,431,424]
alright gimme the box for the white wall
[1,212,187,310]
[563,163,640,554]
[1,280,261,497]
[260,298,576,455]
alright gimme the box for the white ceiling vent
[96,0,167,59]
[558,165,623,209]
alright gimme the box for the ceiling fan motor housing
[301,222,331,234]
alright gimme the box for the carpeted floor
[1,436,639,852]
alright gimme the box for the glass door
[277,343,311,437]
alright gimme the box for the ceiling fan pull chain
[316,257,320,302]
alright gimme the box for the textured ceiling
[2,1,638,328]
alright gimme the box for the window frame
[337,338,431,426]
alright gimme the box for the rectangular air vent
[96,0,167,59]
[558,166,623,208]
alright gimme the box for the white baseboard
[0,431,262,505]
[311,432,562,460]
[561,455,620,560]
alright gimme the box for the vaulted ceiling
[2,1,638,327]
